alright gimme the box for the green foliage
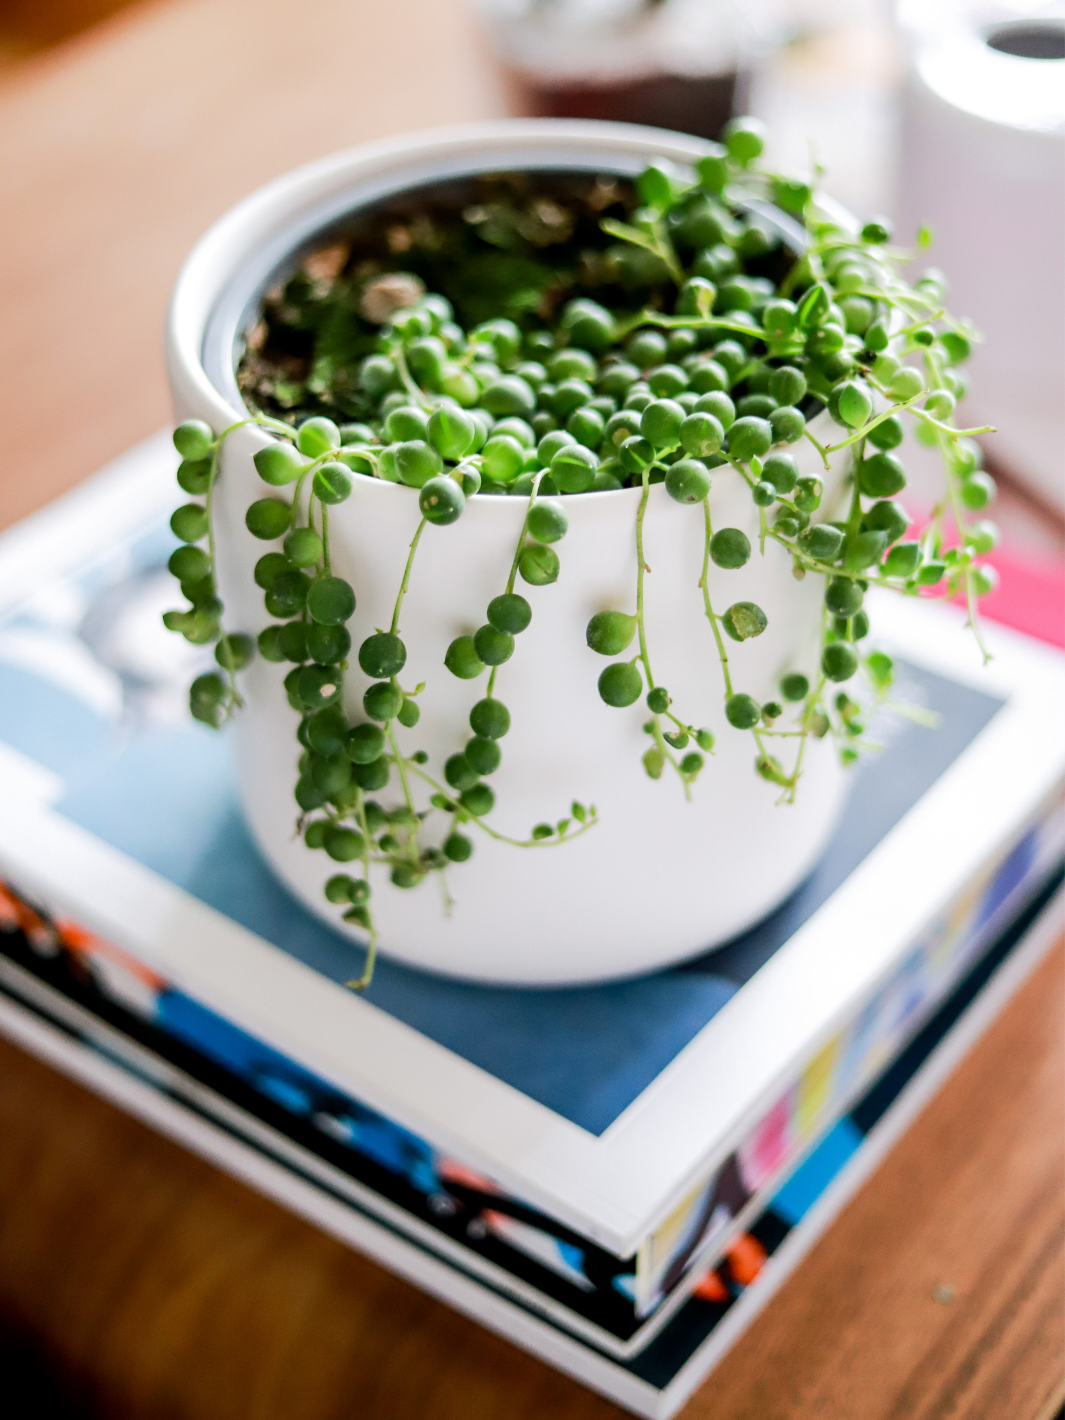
[165,119,994,983]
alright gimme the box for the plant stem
[386,725,421,862]
[391,517,427,633]
[651,214,684,285]
[819,397,921,457]
[404,761,596,849]
[600,215,683,285]
[700,498,734,699]
[392,343,432,410]
[627,309,771,343]
[487,471,546,700]
[216,414,293,443]
[205,442,220,575]
[346,926,377,992]
[803,427,830,471]
[203,439,244,710]
[910,408,996,440]
[633,468,691,790]
[699,496,771,764]
[291,466,313,527]
[505,471,545,595]
[650,716,686,796]
[726,456,758,491]
[845,442,865,540]
[344,787,379,991]
[320,502,331,576]
[634,468,654,686]
[785,672,827,804]
[918,353,993,663]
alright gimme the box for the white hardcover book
[2,863,1059,1418]
[0,434,1062,1363]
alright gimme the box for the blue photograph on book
[0,515,1002,1137]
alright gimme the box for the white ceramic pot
[167,119,850,985]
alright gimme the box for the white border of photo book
[1,433,1064,1269]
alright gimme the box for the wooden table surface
[0,1,1063,1415]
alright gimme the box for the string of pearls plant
[165,119,996,988]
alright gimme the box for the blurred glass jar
[895,0,1065,512]
[476,0,783,139]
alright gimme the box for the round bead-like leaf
[709,528,751,569]
[597,661,643,708]
[586,611,637,656]
[307,576,356,626]
[444,636,486,680]
[721,602,768,642]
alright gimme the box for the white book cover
[0,434,1062,1358]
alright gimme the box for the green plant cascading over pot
[165,118,997,988]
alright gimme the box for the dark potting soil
[234,168,798,431]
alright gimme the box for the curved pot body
[167,119,851,985]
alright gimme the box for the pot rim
[167,117,821,513]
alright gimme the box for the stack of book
[0,435,1062,1417]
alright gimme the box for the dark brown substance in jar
[510,67,750,141]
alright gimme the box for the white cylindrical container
[895,2,1065,512]
[167,119,850,985]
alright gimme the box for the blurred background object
[750,1,900,223]
[1,0,1061,556]
[896,0,1065,516]
[0,0,137,66]
[476,0,783,138]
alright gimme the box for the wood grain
[0,0,504,533]
[1,941,1061,1420]
[689,938,1065,1420]
[0,0,144,60]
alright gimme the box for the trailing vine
[165,117,996,986]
